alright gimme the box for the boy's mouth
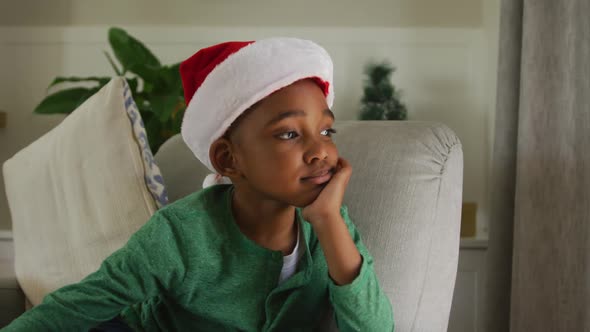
[301,167,333,185]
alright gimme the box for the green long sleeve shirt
[3,184,394,331]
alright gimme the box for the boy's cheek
[330,143,339,157]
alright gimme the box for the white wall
[0,1,500,238]
[0,0,482,27]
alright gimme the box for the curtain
[486,0,590,331]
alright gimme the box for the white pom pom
[202,173,232,189]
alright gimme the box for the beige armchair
[155,121,464,332]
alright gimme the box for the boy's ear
[209,138,240,178]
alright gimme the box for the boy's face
[225,79,339,207]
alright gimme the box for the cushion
[2,77,168,305]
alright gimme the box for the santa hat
[179,37,334,188]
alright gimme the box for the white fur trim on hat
[202,173,232,188]
[181,37,334,175]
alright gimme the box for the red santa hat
[179,37,334,188]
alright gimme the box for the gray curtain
[486,0,590,331]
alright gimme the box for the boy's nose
[303,141,329,164]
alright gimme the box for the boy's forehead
[229,79,331,133]
[260,108,335,129]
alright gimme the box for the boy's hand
[302,158,361,285]
[302,158,352,224]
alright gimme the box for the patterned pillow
[122,81,168,208]
[3,77,168,305]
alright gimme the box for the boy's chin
[290,187,324,208]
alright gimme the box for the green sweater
[4,185,393,331]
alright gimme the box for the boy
[3,38,393,331]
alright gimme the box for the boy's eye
[278,131,299,140]
[277,128,337,140]
[321,128,337,137]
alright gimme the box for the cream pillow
[2,77,168,305]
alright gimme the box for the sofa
[3,78,463,331]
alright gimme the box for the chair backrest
[154,120,463,332]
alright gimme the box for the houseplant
[33,27,185,153]
[359,61,407,121]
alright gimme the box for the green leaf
[126,77,139,93]
[171,107,184,133]
[48,76,111,89]
[160,63,182,89]
[34,87,100,114]
[108,27,161,74]
[137,108,153,131]
[144,117,166,153]
[149,94,183,123]
[138,63,182,95]
[129,62,160,85]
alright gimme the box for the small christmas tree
[359,61,407,120]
